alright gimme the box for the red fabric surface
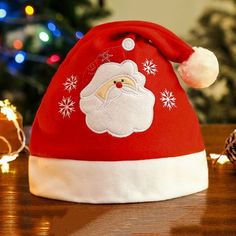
[30,21,204,161]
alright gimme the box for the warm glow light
[0,100,25,173]
[0,99,17,120]
[0,154,18,173]
[0,154,18,165]
[1,107,16,120]
[25,5,34,16]
[218,156,230,165]
[13,39,23,50]
[1,162,9,173]
[210,153,230,165]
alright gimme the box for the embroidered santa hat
[29,21,219,203]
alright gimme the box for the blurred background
[0,0,235,125]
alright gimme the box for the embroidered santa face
[80,60,155,137]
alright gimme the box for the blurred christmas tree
[187,0,236,123]
[0,0,110,124]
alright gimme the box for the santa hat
[29,21,219,203]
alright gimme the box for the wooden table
[1,125,236,236]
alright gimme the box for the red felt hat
[29,21,219,203]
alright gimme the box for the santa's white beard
[80,86,155,137]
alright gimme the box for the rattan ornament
[224,129,236,163]
[213,129,236,165]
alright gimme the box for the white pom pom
[178,47,219,88]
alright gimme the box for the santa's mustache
[101,85,140,108]
[121,86,139,95]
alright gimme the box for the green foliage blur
[0,0,110,124]
[187,0,236,123]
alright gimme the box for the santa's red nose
[116,81,123,88]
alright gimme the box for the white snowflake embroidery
[58,96,75,118]
[99,51,113,62]
[142,59,157,75]
[160,90,176,110]
[63,75,78,93]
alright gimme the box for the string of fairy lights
[0,99,26,173]
[0,1,84,69]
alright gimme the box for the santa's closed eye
[96,76,135,100]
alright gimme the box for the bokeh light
[47,22,56,31]
[52,29,61,37]
[15,51,26,64]
[13,39,23,50]
[25,5,34,16]
[39,32,49,42]
[75,31,84,39]
[0,8,7,19]
[47,54,61,64]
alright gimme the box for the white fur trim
[178,47,219,88]
[29,151,208,203]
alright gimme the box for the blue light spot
[75,31,84,39]
[8,61,20,75]
[52,29,61,37]
[15,51,26,64]
[47,22,56,31]
[0,2,8,19]
[0,8,6,19]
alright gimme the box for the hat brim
[29,151,208,204]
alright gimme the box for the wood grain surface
[0,124,236,236]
